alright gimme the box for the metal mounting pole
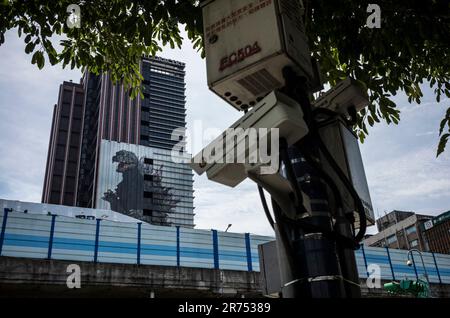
[274,70,362,298]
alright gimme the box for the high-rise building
[42,56,194,228]
[42,81,84,206]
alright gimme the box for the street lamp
[406,249,431,287]
[225,224,232,232]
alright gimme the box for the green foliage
[0,0,203,99]
[0,0,449,154]
[438,107,450,157]
[305,0,450,155]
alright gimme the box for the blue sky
[0,29,448,236]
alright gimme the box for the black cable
[297,145,343,213]
[299,76,367,242]
[309,108,367,241]
[257,185,275,230]
[282,66,367,244]
[313,131,367,242]
[279,138,307,214]
[278,142,359,249]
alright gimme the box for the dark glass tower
[140,57,187,150]
[43,56,194,228]
[42,81,84,206]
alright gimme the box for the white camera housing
[201,0,318,111]
[191,91,308,187]
[312,77,369,115]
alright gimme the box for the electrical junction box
[318,119,375,228]
[191,91,308,187]
[201,0,318,111]
[258,240,281,297]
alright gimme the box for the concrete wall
[2,256,450,298]
[0,256,260,298]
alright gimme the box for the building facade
[363,210,432,251]
[422,211,450,254]
[96,141,194,227]
[42,81,84,206]
[140,57,187,151]
[376,210,417,232]
[42,56,194,228]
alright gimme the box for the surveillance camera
[406,259,413,267]
[312,77,369,115]
[190,91,309,187]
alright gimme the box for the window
[143,209,153,216]
[143,191,153,199]
[386,235,397,245]
[405,226,416,235]
[410,239,419,247]
[144,158,153,165]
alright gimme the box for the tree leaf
[35,51,44,69]
[437,133,449,157]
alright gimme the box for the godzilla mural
[101,150,179,226]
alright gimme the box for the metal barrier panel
[179,227,214,269]
[2,210,450,285]
[249,235,269,272]
[361,246,397,280]
[51,215,97,262]
[97,220,138,264]
[0,212,51,259]
[388,248,439,283]
[435,254,450,284]
[139,222,177,267]
[354,247,369,278]
[217,231,248,271]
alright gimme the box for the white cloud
[361,96,450,218]
[0,30,81,203]
[193,175,275,236]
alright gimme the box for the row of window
[385,233,418,248]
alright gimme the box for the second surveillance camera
[312,77,369,115]
[190,91,309,187]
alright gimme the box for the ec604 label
[219,42,261,71]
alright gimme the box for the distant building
[42,56,194,228]
[376,210,416,232]
[1,198,139,223]
[363,210,433,251]
[42,81,84,206]
[422,211,450,254]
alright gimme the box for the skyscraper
[42,81,84,206]
[43,56,194,228]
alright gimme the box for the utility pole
[195,0,371,298]
[272,71,361,298]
